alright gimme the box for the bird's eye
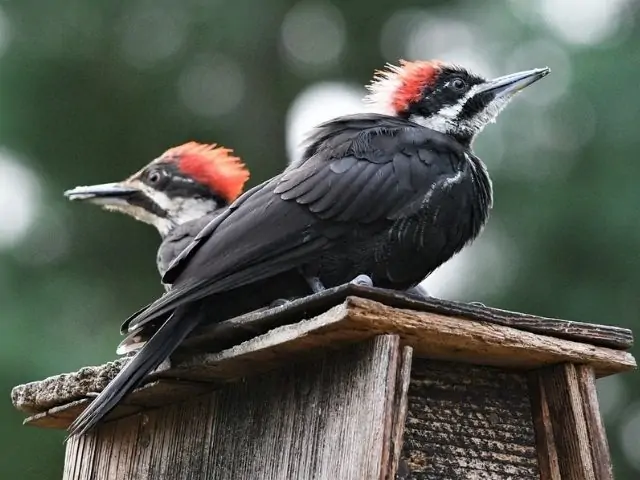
[451,78,466,91]
[147,170,163,184]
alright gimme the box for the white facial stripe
[132,180,173,211]
[409,84,482,134]
[411,83,515,141]
[101,179,220,237]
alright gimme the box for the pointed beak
[477,67,551,98]
[64,182,139,206]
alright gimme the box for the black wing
[126,114,465,331]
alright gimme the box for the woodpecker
[68,60,549,436]
[64,142,250,280]
[64,142,250,353]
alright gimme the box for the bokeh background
[1,0,639,477]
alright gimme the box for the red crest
[366,60,444,114]
[163,142,249,202]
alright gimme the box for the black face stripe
[139,161,228,206]
[127,192,169,218]
[404,66,486,119]
[458,90,494,120]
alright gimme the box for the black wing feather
[132,114,465,337]
[327,161,379,220]
[75,114,478,437]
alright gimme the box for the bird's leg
[269,298,295,308]
[305,273,374,292]
[350,274,374,287]
[404,284,429,300]
[469,301,486,307]
[305,275,327,294]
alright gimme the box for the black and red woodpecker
[65,142,250,280]
[65,143,250,353]
[66,141,429,354]
[68,60,550,436]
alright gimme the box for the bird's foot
[404,285,430,300]
[469,301,486,308]
[269,298,293,308]
[350,274,373,288]
[304,275,327,294]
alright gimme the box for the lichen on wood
[401,359,539,479]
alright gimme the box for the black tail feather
[66,305,198,439]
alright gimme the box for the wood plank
[400,360,539,479]
[17,298,636,427]
[381,346,413,480]
[528,372,561,480]
[22,379,215,429]
[577,365,614,480]
[182,284,634,352]
[63,335,404,480]
[342,298,635,377]
[539,364,595,480]
[175,297,634,382]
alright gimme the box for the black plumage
[155,215,216,279]
[68,113,493,436]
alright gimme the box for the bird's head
[64,142,249,236]
[365,60,550,145]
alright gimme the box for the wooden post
[62,335,411,480]
[529,364,614,480]
[10,285,636,479]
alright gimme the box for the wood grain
[381,346,412,480]
[23,379,215,429]
[182,284,634,351]
[17,297,636,428]
[352,285,634,350]
[528,372,561,480]
[539,363,595,480]
[577,365,614,480]
[64,335,405,480]
[401,359,539,479]
[343,297,635,377]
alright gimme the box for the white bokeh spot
[511,0,633,46]
[119,0,189,68]
[281,1,346,72]
[178,54,245,118]
[285,81,366,163]
[0,149,42,250]
[420,223,516,300]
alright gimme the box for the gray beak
[477,67,551,98]
[64,182,139,204]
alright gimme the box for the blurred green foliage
[1,0,639,478]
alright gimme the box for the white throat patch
[410,83,512,139]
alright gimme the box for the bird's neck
[158,198,222,239]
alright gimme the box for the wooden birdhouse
[11,285,636,479]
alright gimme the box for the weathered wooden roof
[11,285,636,429]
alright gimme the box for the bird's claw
[469,301,486,307]
[350,274,373,288]
[269,298,291,308]
[404,285,430,300]
[304,275,326,294]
